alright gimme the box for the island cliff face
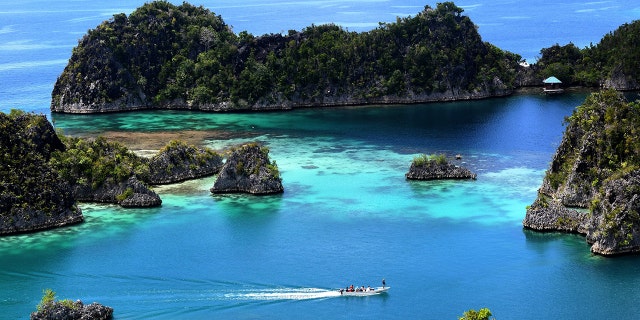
[524,90,640,256]
[211,143,283,195]
[0,112,83,235]
[51,2,520,113]
[148,140,223,184]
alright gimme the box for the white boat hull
[339,287,389,296]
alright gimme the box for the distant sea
[2,1,640,319]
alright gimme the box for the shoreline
[50,86,616,116]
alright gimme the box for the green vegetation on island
[531,20,640,89]
[412,153,448,166]
[51,1,521,113]
[459,308,494,320]
[51,135,150,190]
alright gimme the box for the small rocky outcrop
[524,90,640,256]
[211,143,283,194]
[74,176,161,208]
[31,300,113,320]
[147,140,223,184]
[405,154,476,180]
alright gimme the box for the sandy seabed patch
[90,130,259,156]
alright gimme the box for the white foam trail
[0,59,67,71]
[225,288,341,300]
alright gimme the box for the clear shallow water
[3,0,640,319]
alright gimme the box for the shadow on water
[522,227,592,255]
[211,193,284,217]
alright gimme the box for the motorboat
[339,286,389,296]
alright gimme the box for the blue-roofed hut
[543,76,563,94]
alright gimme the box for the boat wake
[224,288,342,300]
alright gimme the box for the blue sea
[2,1,640,319]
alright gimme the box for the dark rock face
[74,176,161,208]
[526,170,640,256]
[211,143,283,194]
[522,197,588,233]
[148,141,223,184]
[31,300,113,320]
[405,161,476,180]
[0,206,83,236]
[0,112,83,235]
[586,171,640,255]
[603,66,640,91]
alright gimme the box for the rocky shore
[73,176,162,208]
[211,143,283,195]
[31,300,113,320]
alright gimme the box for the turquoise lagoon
[5,93,640,319]
[3,0,640,318]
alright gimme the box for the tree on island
[458,308,494,320]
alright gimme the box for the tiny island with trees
[406,153,476,180]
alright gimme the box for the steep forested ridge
[51,1,521,113]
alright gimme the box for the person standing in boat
[382,279,386,288]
